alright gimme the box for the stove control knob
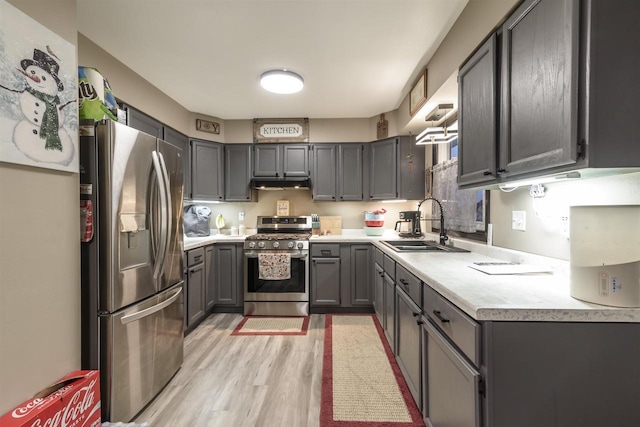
[248,241,256,249]
[273,241,280,248]
[287,242,295,249]
[297,242,304,249]
[258,241,266,249]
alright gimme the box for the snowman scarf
[25,87,62,151]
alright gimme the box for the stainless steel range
[244,216,312,316]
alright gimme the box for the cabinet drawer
[187,247,205,267]
[374,247,384,266]
[311,244,340,257]
[383,255,395,280]
[396,264,421,308]
[423,285,481,367]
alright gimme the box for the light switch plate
[512,211,526,231]
[239,212,245,221]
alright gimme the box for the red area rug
[320,314,424,426]
[230,316,309,336]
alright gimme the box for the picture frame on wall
[0,1,79,173]
[409,68,427,117]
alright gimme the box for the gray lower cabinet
[214,243,243,309]
[185,248,206,330]
[311,257,341,306]
[383,272,395,351]
[205,246,215,311]
[349,244,372,305]
[373,262,384,327]
[191,139,224,201]
[396,287,423,411]
[224,145,255,201]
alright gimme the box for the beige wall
[0,0,80,414]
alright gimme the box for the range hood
[251,177,311,191]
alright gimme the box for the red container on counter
[0,370,101,427]
[364,220,384,227]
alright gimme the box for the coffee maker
[395,211,422,238]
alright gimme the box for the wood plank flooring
[133,313,326,427]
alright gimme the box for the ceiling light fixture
[416,104,458,145]
[260,69,304,94]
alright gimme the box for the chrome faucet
[416,197,449,246]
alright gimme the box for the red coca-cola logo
[11,385,74,418]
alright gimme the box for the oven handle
[244,251,308,259]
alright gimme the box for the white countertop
[184,229,640,322]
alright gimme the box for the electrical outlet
[238,212,245,221]
[560,216,569,237]
[512,211,526,231]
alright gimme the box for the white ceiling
[77,0,468,120]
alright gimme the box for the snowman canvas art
[0,0,78,173]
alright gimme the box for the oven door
[244,250,309,302]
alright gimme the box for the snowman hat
[21,49,64,91]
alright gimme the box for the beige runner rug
[321,314,424,426]
[231,316,309,336]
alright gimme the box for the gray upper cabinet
[458,33,498,187]
[123,104,163,138]
[191,139,224,201]
[369,138,397,199]
[163,126,190,199]
[311,144,337,201]
[224,145,255,202]
[253,144,309,178]
[397,136,425,201]
[459,0,640,188]
[500,0,579,179]
[338,144,364,201]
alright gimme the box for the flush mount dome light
[260,69,304,94]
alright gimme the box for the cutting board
[313,216,342,235]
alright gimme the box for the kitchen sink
[380,240,469,253]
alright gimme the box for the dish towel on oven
[258,252,291,280]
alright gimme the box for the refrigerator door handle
[157,151,172,278]
[151,151,169,279]
[120,286,183,325]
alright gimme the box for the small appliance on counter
[396,211,422,237]
[364,208,386,236]
[570,205,640,307]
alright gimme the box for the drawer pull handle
[400,279,408,285]
[321,250,331,255]
[412,312,420,317]
[433,310,450,323]
[416,320,424,325]
[194,256,202,262]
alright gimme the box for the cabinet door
[283,145,309,177]
[311,258,341,306]
[205,246,215,311]
[396,288,422,409]
[500,0,579,178]
[338,144,363,201]
[458,33,499,187]
[225,145,254,201]
[125,105,163,138]
[253,145,281,177]
[350,245,372,306]
[186,263,205,328]
[163,126,191,199]
[191,139,224,201]
[311,145,337,201]
[215,244,238,306]
[370,138,397,199]
[383,273,396,352]
[373,263,385,328]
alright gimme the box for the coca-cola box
[0,370,101,427]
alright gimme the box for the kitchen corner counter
[184,233,247,250]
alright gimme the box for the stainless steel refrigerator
[80,120,184,422]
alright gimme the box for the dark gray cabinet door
[124,104,163,138]
[383,273,396,351]
[191,139,224,201]
[350,245,372,305]
[186,262,205,328]
[311,257,341,306]
[458,33,498,187]
[500,0,579,178]
[283,145,309,177]
[311,144,337,201]
[374,263,384,327]
[163,126,190,199]
[338,144,363,201]
[205,246,215,311]
[397,136,425,200]
[370,138,397,199]
[214,244,240,306]
[224,145,254,201]
[253,144,281,177]
[396,288,422,409]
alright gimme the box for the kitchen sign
[253,118,309,143]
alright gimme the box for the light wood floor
[133,313,326,427]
